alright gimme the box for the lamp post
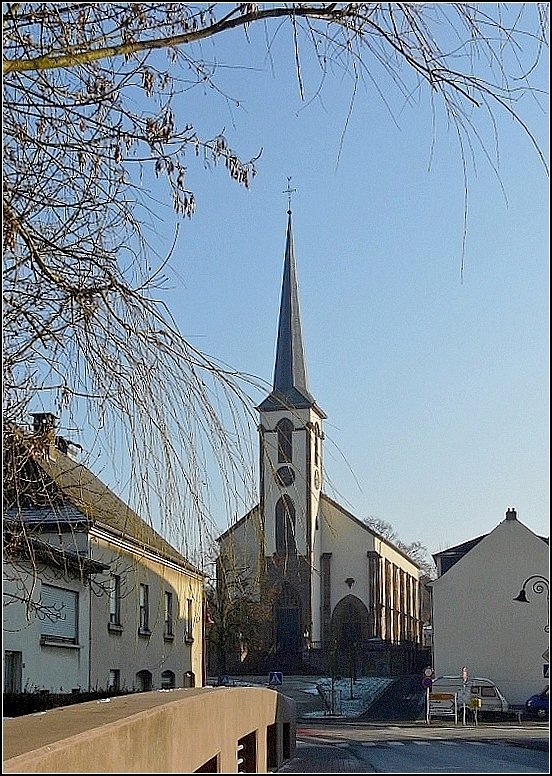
[513,575,549,632]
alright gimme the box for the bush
[3,688,134,717]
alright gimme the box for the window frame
[276,419,293,464]
[275,495,297,556]
[108,574,122,632]
[164,590,174,640]
[39,584,79,645]
[138,583,150,636]
[185,598,194,643]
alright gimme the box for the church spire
[258,209,324,414]
[273,210,311,400]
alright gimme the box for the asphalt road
[359,674,427,721]
[278,721,549,773]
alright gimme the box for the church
[216,208,426,676]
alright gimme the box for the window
[275,495,297,556]
[135,669,152,692]
[276,419,293,463]
[185,598,193,643]
[161,670,176,689]
[108,574,122,628]
[314,422,320,467]
[164,591,174,639]
[139,583,150,635]
[480,686,498,697]
[108,669,120,692]
[39,584,78,644]
[4,650,22,692]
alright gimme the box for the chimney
[32,412,58,434]
[505,507,517,521]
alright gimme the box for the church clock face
[275,466,295,486]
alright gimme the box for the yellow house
[4,415,204,695]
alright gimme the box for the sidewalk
[224,674,394,720]
[276,740,372,773]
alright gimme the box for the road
[277,721,549,773]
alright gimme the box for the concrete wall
[3,686,296,774]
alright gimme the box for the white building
[430,507,549,705]
[217,211,425,676]
[4,417,204,695]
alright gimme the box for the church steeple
[258,211,324,414]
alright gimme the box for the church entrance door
[275,606,301,654]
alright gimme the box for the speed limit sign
[424,666,434,677]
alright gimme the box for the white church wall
[218,508,264,601]
[319,497,375,613]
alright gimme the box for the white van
[431,676,509,716]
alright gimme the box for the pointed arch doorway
[331,594,369,673]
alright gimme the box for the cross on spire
[283,176,296,213]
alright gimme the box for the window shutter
[40,585,78,640]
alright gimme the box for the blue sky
[87,8,549,557]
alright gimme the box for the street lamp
[513,575,549,632]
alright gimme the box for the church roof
[216,493,420,569]
[257,211,325,417]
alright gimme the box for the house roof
[5,427,202,576]
[319,493,421,568]
[4,526,109,576]
[432,517,548,576]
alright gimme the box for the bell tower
[257,208,326,655]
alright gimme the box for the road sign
[421,676,433,689]
[268,671,283,686]
[461,666,469,682]
[458,685,471,704]
[544,664,549,679]
[427,692,458,724]
[542,648,549,662]
[423,667,434,677]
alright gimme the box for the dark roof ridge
[10,428,202,576]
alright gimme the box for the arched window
[276,419,293,463]
[276,495,297,556]
[161,670,175,689]
[135,669,152,692]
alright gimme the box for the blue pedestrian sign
[268,671,283,686]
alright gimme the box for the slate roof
[5,527,109,576]
[5,428,202,576]
[432,526,548,576]
[257,211,325,418]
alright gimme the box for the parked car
[525,686,548,719]
[430,675,509,716]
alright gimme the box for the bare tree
[3,3,549,578]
